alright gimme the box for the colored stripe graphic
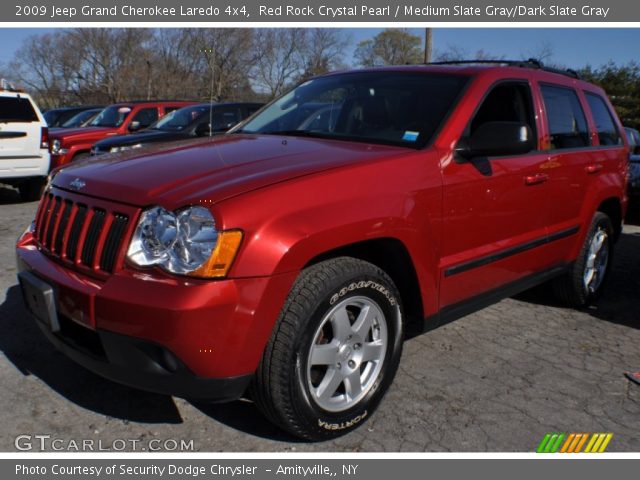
[584,433,614,453]
[537,433,566,453]
[538,433,612,453]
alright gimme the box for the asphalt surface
[1,186,639,452]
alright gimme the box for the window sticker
[402,131,419,141]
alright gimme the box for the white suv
[0,80,50,201]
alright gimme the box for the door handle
[585,163,603,174]
[524,173,549,186]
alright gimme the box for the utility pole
[424,28,433,63]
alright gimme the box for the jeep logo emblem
[69,178,86,190]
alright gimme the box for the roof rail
[426,58,580,79]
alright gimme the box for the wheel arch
[303,237,425,338]
[597,196,623,241]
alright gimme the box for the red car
[48,101,195,169]
[17,61,628,440]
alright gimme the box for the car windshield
[151,105,210,131]
[61,109,101,128]
[89,105,132,128]
[237,71,469,148]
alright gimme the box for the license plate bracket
[18,271,60,332]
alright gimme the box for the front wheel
[251,257,403,440]
[554,212,614,307]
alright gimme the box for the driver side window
[467,82,537,147]
[131,108,158,129]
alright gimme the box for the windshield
[89,105,132,128]
[61,109,100,128]
[152,105,210,131]
[238,71,469,148]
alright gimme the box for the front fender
[217,150,444,317]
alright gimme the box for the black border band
[444,226,580,277]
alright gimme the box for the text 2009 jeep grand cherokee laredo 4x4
[16,61,628,440]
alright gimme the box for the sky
[0,28,639,70]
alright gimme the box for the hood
[94,129,188,150]
[51,126,116,143]
[52,134,410,209]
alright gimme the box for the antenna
[203,47,216,138]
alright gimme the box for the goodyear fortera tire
[251,257,403,440]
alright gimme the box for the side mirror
[128,121,141,132]
[195,122,212,137]
[456,121,535,160]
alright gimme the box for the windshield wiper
[262,130,328,138]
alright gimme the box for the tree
[252,29,307,99]
[354,29,422,66]
[6,28,354,106]
[9,31,83,108]
[580,61,640,129]
[297,29,351,81]
[434,45,501,62]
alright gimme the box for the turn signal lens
[188,230,243,278]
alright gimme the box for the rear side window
[585,93,622,146]
[540,85,590,150]
[0,96,38,122]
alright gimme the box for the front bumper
[16,232,297,401]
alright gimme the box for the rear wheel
[251,257,403,440]
[554,212,614,307]
[18,177,46,202]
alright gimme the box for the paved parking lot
[1,186,639,452]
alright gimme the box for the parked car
[16,62,628,440]
[625,127,640,199]
[0,80,50,201]
[91,103,263,156]
[43,105,104,128]
[57,108,104,129]
[48,101,195,168]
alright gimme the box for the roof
[323,59,592,87]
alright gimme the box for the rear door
[0,93,41,160]
[439,79,553,308]
[537,83,594,263]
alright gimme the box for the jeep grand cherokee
[16,62,628,440]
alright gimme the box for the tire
[553,212,614,307]
[251,257,403,440]
[18,177,46,202]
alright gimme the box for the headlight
[51,139,61,154]
[127,205,242,278]
[110,144,142,153]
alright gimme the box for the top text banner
[4,0,637,23]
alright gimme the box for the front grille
[34,191,131,274]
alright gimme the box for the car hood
[51,126,116,141]
[52,134,410,209]
[94,129,188,149]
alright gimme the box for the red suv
[16,61,628,440]
[48,101,195,169]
